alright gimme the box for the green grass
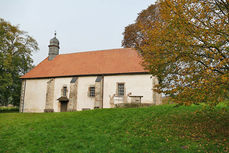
[0,105,228,153]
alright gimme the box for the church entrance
[60,101,68,112]
[57,96,69,112]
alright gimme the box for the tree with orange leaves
[123,0,229,105]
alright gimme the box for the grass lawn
[0,105,228,153]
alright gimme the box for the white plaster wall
[23,74,160,113]
[23,79,49,112]
[77,76,97,111]
[103,74,155,108]
[53,77,72,112]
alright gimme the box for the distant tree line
[0,18,38,106]
[123,0,229,105]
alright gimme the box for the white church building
[20,35,162,112]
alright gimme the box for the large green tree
[123,0,229,105]
[0,18,38,106]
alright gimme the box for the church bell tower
[48,32,59,60]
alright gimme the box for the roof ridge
[59,48,133,56]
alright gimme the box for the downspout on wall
[102,75,104,108]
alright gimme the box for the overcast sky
[0,0,156,65]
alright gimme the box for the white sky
[0,0,155,65]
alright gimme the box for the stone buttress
[44,78,55,112]
[68,77,78,111]
[19,80,26,112]
[94,76,103,108]
[152,77,162,105]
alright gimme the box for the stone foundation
[115,103,154,108]
[44,109,54,112]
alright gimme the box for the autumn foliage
[123,0,229,105]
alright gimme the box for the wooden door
[61,102,67,112]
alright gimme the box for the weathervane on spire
[54,31,57,37]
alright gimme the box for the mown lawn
[0,105,228,153]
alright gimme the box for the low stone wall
[115,103,154,108]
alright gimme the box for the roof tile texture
[21,48,147,79]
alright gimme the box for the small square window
[118,83,125,96]
[89,86,95,97]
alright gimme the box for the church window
[89,86,95,97]
[117,83,125,96]
[63,86,67,97]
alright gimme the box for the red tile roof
[21,48,147,79]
